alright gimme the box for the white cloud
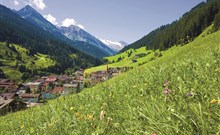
[13,0,20,6]
[32,0,46,10]
[77,24,85,30]
[18,0,46,10]
[43,14,58,25]
[62,18,85,29]
[62,18,76,27]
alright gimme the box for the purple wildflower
[187,92,193,97]
[164,89,170,94]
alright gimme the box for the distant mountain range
[59,25,116,55]
[16,5,116,58]
[0,4,103,79]
[99,39,128,52]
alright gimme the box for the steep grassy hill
[86,47,155,73]
[0,42,55,81]
[0,26,220,134]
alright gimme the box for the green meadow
[0,43,56,81]
[1,26,220,134]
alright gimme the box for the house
[63,84,79,95]
[34,78,45,83]
[91,71,109,82]
[57,75,69,83]
[0,79,17,92]
[52,86,64,94]
[72,80,84,89]
[0,93,26,115]
[40,82,50,92]
[20,93,41,103]
[45,76,57,83]
[75,69,84,76]
[26,82,42,93]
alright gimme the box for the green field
[0,43,56,81]
[86,47,155,73]
[1,26,220,134]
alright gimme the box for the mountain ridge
[16,5,116,58]
[59,25,116,56]
[121,0,220,52]
[99,39,128,52]
[0,4,102,80]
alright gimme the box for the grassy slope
[1,27,220,134]
[0,42,56,81]
[85,47,154,73]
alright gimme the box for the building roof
[0,98,14,109]
[26,82,42,86]
[64,84,78,87]
[0,93,16,99]
[20,94,41,98]
[0,79,10,84]
[45,77,57,82]
[53,87,64,93]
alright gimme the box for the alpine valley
[1,1,220,135]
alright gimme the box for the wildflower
[79,116,84,121]
[70,107,74,111]
[187,92,193,97]
[210,99,218,104]
[152,132,157,135]
[75,112,80,117]
[20,124,24,129]
[100,110,106,121]
[87,114,93,119]
[164,89,170,94]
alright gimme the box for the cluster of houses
[0,69,85,115]
[85,66,132,86]
[0,66,129,115]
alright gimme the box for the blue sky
[1,0,204,43]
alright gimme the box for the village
[0,66,130,115]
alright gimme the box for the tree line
[121,0,220,52]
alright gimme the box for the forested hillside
[121,0,220,51]
[0,4,102,79]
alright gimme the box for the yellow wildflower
[210,99,218,104]
[75,112,80,117]
[87,114,93,119]
[70,107,74,111]
[20,124,24,129]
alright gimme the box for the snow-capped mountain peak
[99,39,128,52]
